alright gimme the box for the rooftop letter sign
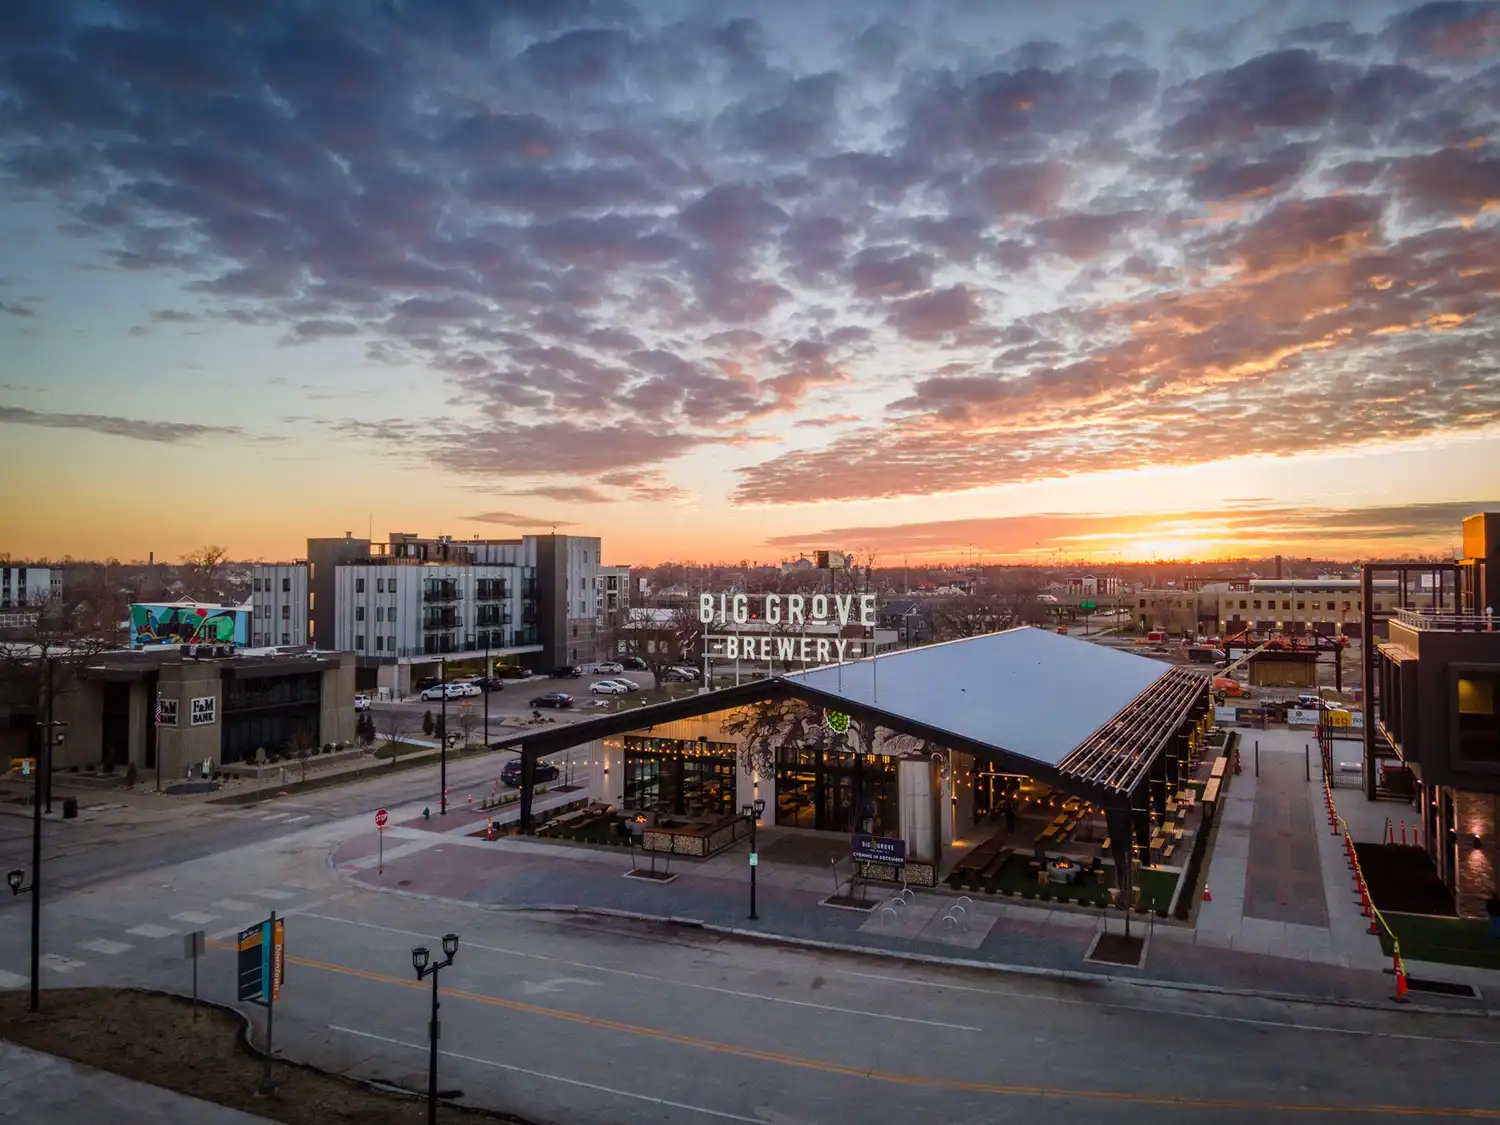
[699,593,878,665]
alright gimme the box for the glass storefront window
[773,744,899,835]
[623,736,736,818]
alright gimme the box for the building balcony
[1392,608,1497,632]
[422,614,463,631]
[474,610,512,628]
[422,585,459,603]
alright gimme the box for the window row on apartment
[253,576,294,592]
[254,604,293,619]
[1233,599,1379,612]
[355,635,400,651]
[353,576,401,594]
[1138,598,1384,612]
[251,632,293,646]
[352,606,398,623]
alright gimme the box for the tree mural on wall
[720,698,942,783]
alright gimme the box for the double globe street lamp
[411,932,460,1125]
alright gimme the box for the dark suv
[501,759,561,787]
[528,691,573,709]
[550,666,582,678]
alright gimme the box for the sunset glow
[1,1,1497,565]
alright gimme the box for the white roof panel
[781,627,1170,767]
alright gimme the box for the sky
[1,0,1498,567]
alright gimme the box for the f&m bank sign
[699,593,878,664]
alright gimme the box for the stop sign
[375,808,389,830]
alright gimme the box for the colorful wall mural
[129,602,250,648]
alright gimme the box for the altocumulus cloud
[0,0,1498,504]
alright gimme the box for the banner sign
[852,834,906,866]
[190,696,217,726]
[237,916,285,1005]
[1288,708,1322,726]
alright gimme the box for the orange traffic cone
[1400,820,1407,846]
[1203,885,1212,902]
[486,822,494,841]
[1395,961,1409,1003]
[467,792,473,808]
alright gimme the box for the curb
[325,864,1494,1019]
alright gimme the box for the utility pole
[482,636,490,748]
[29,719,42,1012]
[439,657,448,814]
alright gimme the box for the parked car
[550,666,582,679]
[420,683,479,701]
[619,656,647,671]
[497,665,529,679]
[590,679,631,695]
[501,759,561,787]
[353,692,370,711]
[416,676,439,692]
[663,666,699,682]
[594,661,624,674]
[529,692,574,709]
[471,676,505,692]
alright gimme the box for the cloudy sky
[1,0,1498,565]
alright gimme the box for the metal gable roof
[779,627,1172,769]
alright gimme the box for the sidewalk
[330,800,1499,1013]
[0,1041,274,1124]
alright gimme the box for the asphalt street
[3,782,1499,1124]
[0,743,562,898]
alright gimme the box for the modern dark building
[1363,512,1498,918]
[43,646,356,780]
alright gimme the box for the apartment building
[1216,578,1406,637]
[1135,578,1413,636]
[596,565,632,619]
[251,531,603,693]
[1366,513,1498,919]
[248,564,308,648]
[0,564,61,610]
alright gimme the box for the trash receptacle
[62,797,78,819]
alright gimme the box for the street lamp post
[483,634,491,747]
[439,657,447,815]
[741,798,766,920]
[411,932,459,1125]
[12,720,64,1013]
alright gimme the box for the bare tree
[1,593,119,785]
[454,700,481,748]
[285,727,314,783]
[180,544,230,601]
[376,707,415,765]
[929,590,1015,640]
[612,605,703,690]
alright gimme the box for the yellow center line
[207,939,1500,1118]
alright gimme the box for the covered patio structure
[491,628,1213,894]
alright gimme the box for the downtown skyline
[2,0,1499,565]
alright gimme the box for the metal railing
[1392,608,1496,631]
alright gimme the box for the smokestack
[1275,554,1283,579]
[149,551,154,566]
